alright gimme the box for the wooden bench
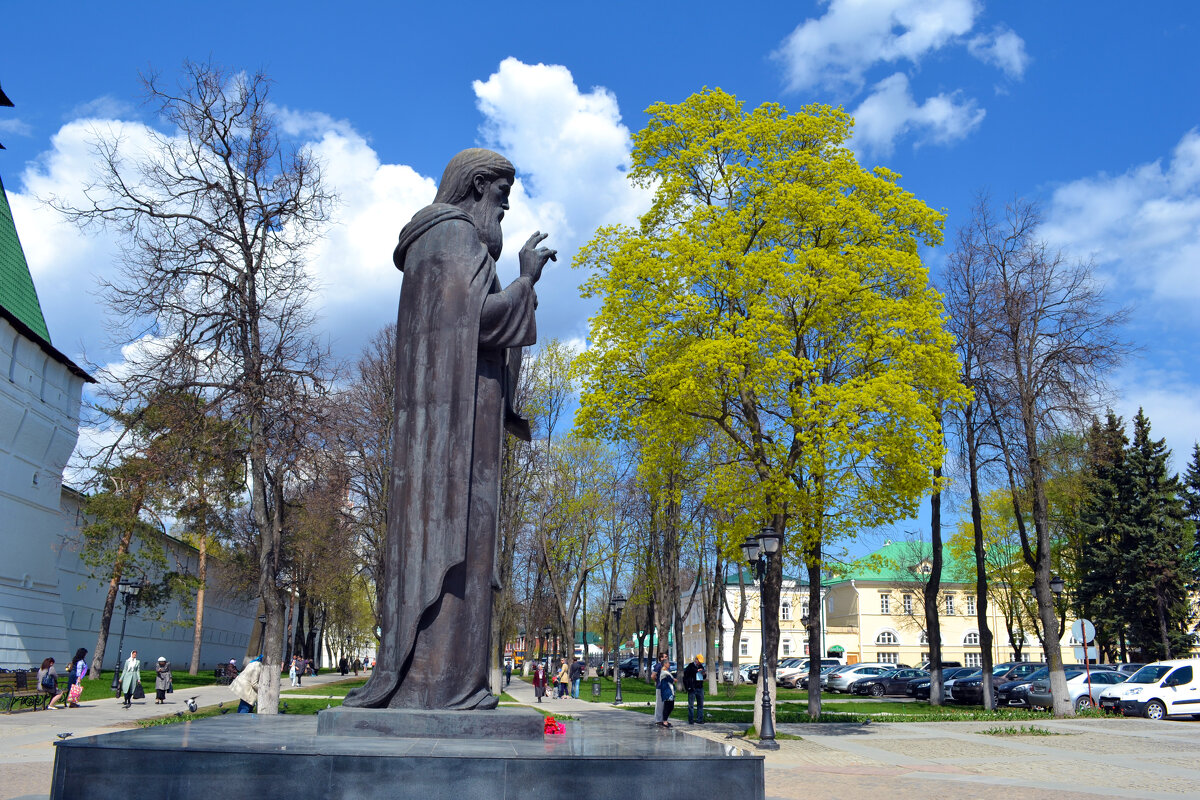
[0,670,50,713]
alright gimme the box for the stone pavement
[0,669,351,800]
[8,673,1200,799]
[501,676,1200,799]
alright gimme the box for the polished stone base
[317,706,545,739]
[51,714,763,799]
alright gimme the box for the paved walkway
[8,674,1200,799]
[0,670,352,800]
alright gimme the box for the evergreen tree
[1124,409,1193,659]
[1182,443,1200,556]
[1076,411,1132,661]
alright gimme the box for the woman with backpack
[37,657,61,709]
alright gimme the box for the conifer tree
[1124,409,1192,659]
[1076,411,1132,662]
[1182,443,1200,556]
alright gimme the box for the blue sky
[2,1,1198,553]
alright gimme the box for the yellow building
[682,541,1097,670]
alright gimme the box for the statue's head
[435,148,515,259]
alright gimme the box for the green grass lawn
[625,698,1113,723]
[281,678,367,696]
[73,669,226,703]
[581,677,836,704]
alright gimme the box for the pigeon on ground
[186,697,198,712]
[56,733,72,740]
[861,718,872,726]
[174,711,184,718]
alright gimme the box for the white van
[1097,659,1200,720]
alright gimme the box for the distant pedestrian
[532,663,547,702]
[504,662,512,687]
[155,657,173,704]
[657,661,676,728]
[569,656,585,699]
[683,654,706,724]
[38,658,60,709]
[64,648,88,708]
[653,652,667,723]
[352,657,362,676]
[290,656,302,687]
[339,656,349,676]
[119,650,142,708]
[556,659,570,699]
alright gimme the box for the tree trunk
[806,544,823,720]
[967,418,994,708]
[925,465,944,706]
[89,517,138,679]
[188,530,207,676]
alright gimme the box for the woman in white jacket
[230,655,264,713]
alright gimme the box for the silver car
[1026,669,1127,711]
[826,664,894,693]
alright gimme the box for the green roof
[0,173,52,344]
[724,568,808,585]
[828,539,974,585]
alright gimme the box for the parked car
[826,664,895,693]
[995,668,1044,706]
[1115,663,1147,675]
[772,658,807,686]
[1101,660,1200,719]
[916,660,962,670]
[906,667,977,701]
[850,668,928,696]
[1025,669,1126,711]
[953,662,1046,705]
[798,665,840,690]
[942,668,983,701]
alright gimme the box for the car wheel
[870,684,884,697]
[1145,700,1167,720]
[1074,695,1094,711]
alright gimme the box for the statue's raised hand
[519,231,556,285]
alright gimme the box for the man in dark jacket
[569,657,586,698]
[682,654,707,724]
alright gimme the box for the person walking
[569,656,585,699]
[652,652,667,724]
[63,648,88,708]
[683,653,706,724]
[37,658,60,709]
[289,655,301,687]
[119,650,142,708]
[532,663,547,703]
[230,655,265,713]
[504,662,512,687]
[556,659,570,699]
[657,660,676,728]
[154,657,173,704]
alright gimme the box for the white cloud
[66,96,134,121]
[967,25,1030,79]
[1111,369,1200,472]
[9,58,649,381]
[0,117,32,138]
[1041,129,1200,305]
[774,0,981,94]
[852,73,985,156]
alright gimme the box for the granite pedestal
[51,710,764,799]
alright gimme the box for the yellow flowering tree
[573,89,966,721]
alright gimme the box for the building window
[965,653,982,668]
[919,631,929,645]
[902,594,912,614]
[945,595,955,615]
[740,639,750,657]
[920,564,931,575]
[880,594,891,614]
[782,639,792,656]
[804,642,810,656]
[801,601,810,620]
[920,652,929,663]
[876,631,898,645]
[879,652,898,664]
[966,595,976,616]
[781,599,792,620]
[964,631,980,646]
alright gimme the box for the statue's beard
[475,208,504,261]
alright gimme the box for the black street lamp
[610,594,626,704]
[109,578,144,692]
[542,625,552,667]
[742,525,782,748]
[1050,574,1065,597]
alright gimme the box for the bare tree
[963,197,1129,717]
[51,61,335,713]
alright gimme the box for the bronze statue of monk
[344,149,554,710]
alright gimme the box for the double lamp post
[742,526,781,747]
[109,578,144,692]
